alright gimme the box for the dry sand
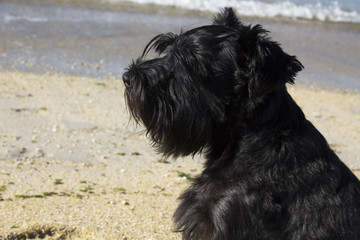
[0,71,359,239]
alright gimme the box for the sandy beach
[0,1,360,239]
[0,71,359,239]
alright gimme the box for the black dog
[123,8,360,240]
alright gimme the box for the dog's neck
[205,88,306,173]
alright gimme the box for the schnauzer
[123,8,360,240]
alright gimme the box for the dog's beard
[125,68,228,157]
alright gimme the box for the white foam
[3,14,48,23]
[107,0,360,23]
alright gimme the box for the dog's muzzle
[122,71,130,88]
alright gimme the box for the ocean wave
[107,0,360,23]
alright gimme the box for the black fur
[123,8,360,240]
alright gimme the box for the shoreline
[0,70,359,239]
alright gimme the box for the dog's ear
[245,25,304,98]
[213,7,240,27]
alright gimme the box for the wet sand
[0,71,359,239]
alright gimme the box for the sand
[0,71,359,239]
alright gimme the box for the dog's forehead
[168,25,239,53]
[180,25,237,39]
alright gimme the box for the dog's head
[123,8,303,157]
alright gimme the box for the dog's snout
[122,71,130,88]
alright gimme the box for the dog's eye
[122,71,131,88]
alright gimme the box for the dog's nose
[122,71,130,88]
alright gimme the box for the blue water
[0,1,359,90]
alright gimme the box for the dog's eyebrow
[142,32,178,59]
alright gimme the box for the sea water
[112,0,360,23]
[0,1,359,90]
